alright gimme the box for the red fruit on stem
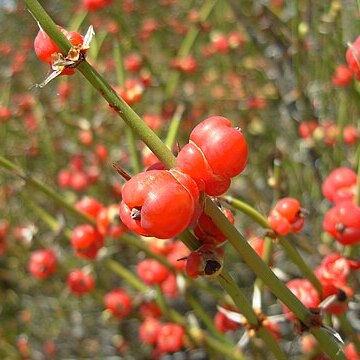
[323,201,360,245]
[119,169,199,239]
[137,259,169,286]
[71,224,104,259]
[104,288,132,318]
[29,249,57,280]
[75,196,104,220]
[185,244,224,279]
[268,197,305,235]
[346,36,360,80]
[156,323,185,353]
[322,167,357,204]
[67,269,95,296]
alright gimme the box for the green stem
[0,155,95,226]
[165,103,185,150]
[206,198,345,359]
[106,259,148,292]
[218,271,287,360]
[221,195,322,294]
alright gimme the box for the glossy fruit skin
[104,288,132,318]
[136,259,169,286]
[284,279,320,318]
[268,197,304,235]
[28,249,57,280]
[67,269,95,296]
[346,36,360,80]
[323,201,360,245]
[71,224,104,259]
[322,167,357,204]
[119,169,199,239]
[185,244,224,278]
[34,27,84,64]
[194,206,234,244]
[177,116,248,196]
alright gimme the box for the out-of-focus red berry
[268,197,305,235]
[323,201,360,245]
[331,65,353,86]
[343,337,360,360]
[160,273,178,298]
[137,259,169,286]
[67,269,95,296]
[322,167,357,204]
[139,317,162,345]
[139,301,162,319]
[96,204,127,238]
[71,224,104,259]
[75,196,104,220]
[343,124,359,145]
[29,249,57,280]
[83,0,113,11]
[214,309,240,333]
[156,323,185,354]
[298,120,318,139]
[104,288,132,318]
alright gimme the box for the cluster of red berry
[322,167,360,246]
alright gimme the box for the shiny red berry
[71,224,104,259]
[119,169,199,239]
[137,259,169,286]
[268,197,304,235]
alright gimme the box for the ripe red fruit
[28,249,57,280]
[283,279,320,318]
[119,169,199,239]
[137,259,169,286]
[67,269,95,296]
[194,205,234,244]
[323,201,360,245]
[156,323,185,353]
[268,197,305,235]
[160,273,178,298]
[344,337,360,360]
[322,167,357,204]
[71,224,104,259]
[176,116,248,196]
[34,27,84,64]
[343,124,359,145]
[139,317,162,345]
[185,244,224,279]
[331,65,353,86]
[104,288,132,318]
[124,52,143,72]
[75,196,104,220]
[346,36,360,80]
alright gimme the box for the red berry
[160,273,178,298]
[283,279,320,318]
[322,167,357,204]
[83,0,113,11]
[139,317,162,345]
[268,197,304,235]
[96,204,127,238]
[137,259,169,286]
[343,124,359,145]
[156,323,185,353]
[124,52,143,72]
[344,337,360,360]
[71,224,104,259]
[67,269,95,296]
[75,196,104,220]
[177,116,248,196]
[185,244,224,279]
[323,201,360,245]
[104,288,132,318]
[346,36,360,80]
[194,205,234,244]
[119,169,199,239]
[331,65,353,86]
[29,249,57,280]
